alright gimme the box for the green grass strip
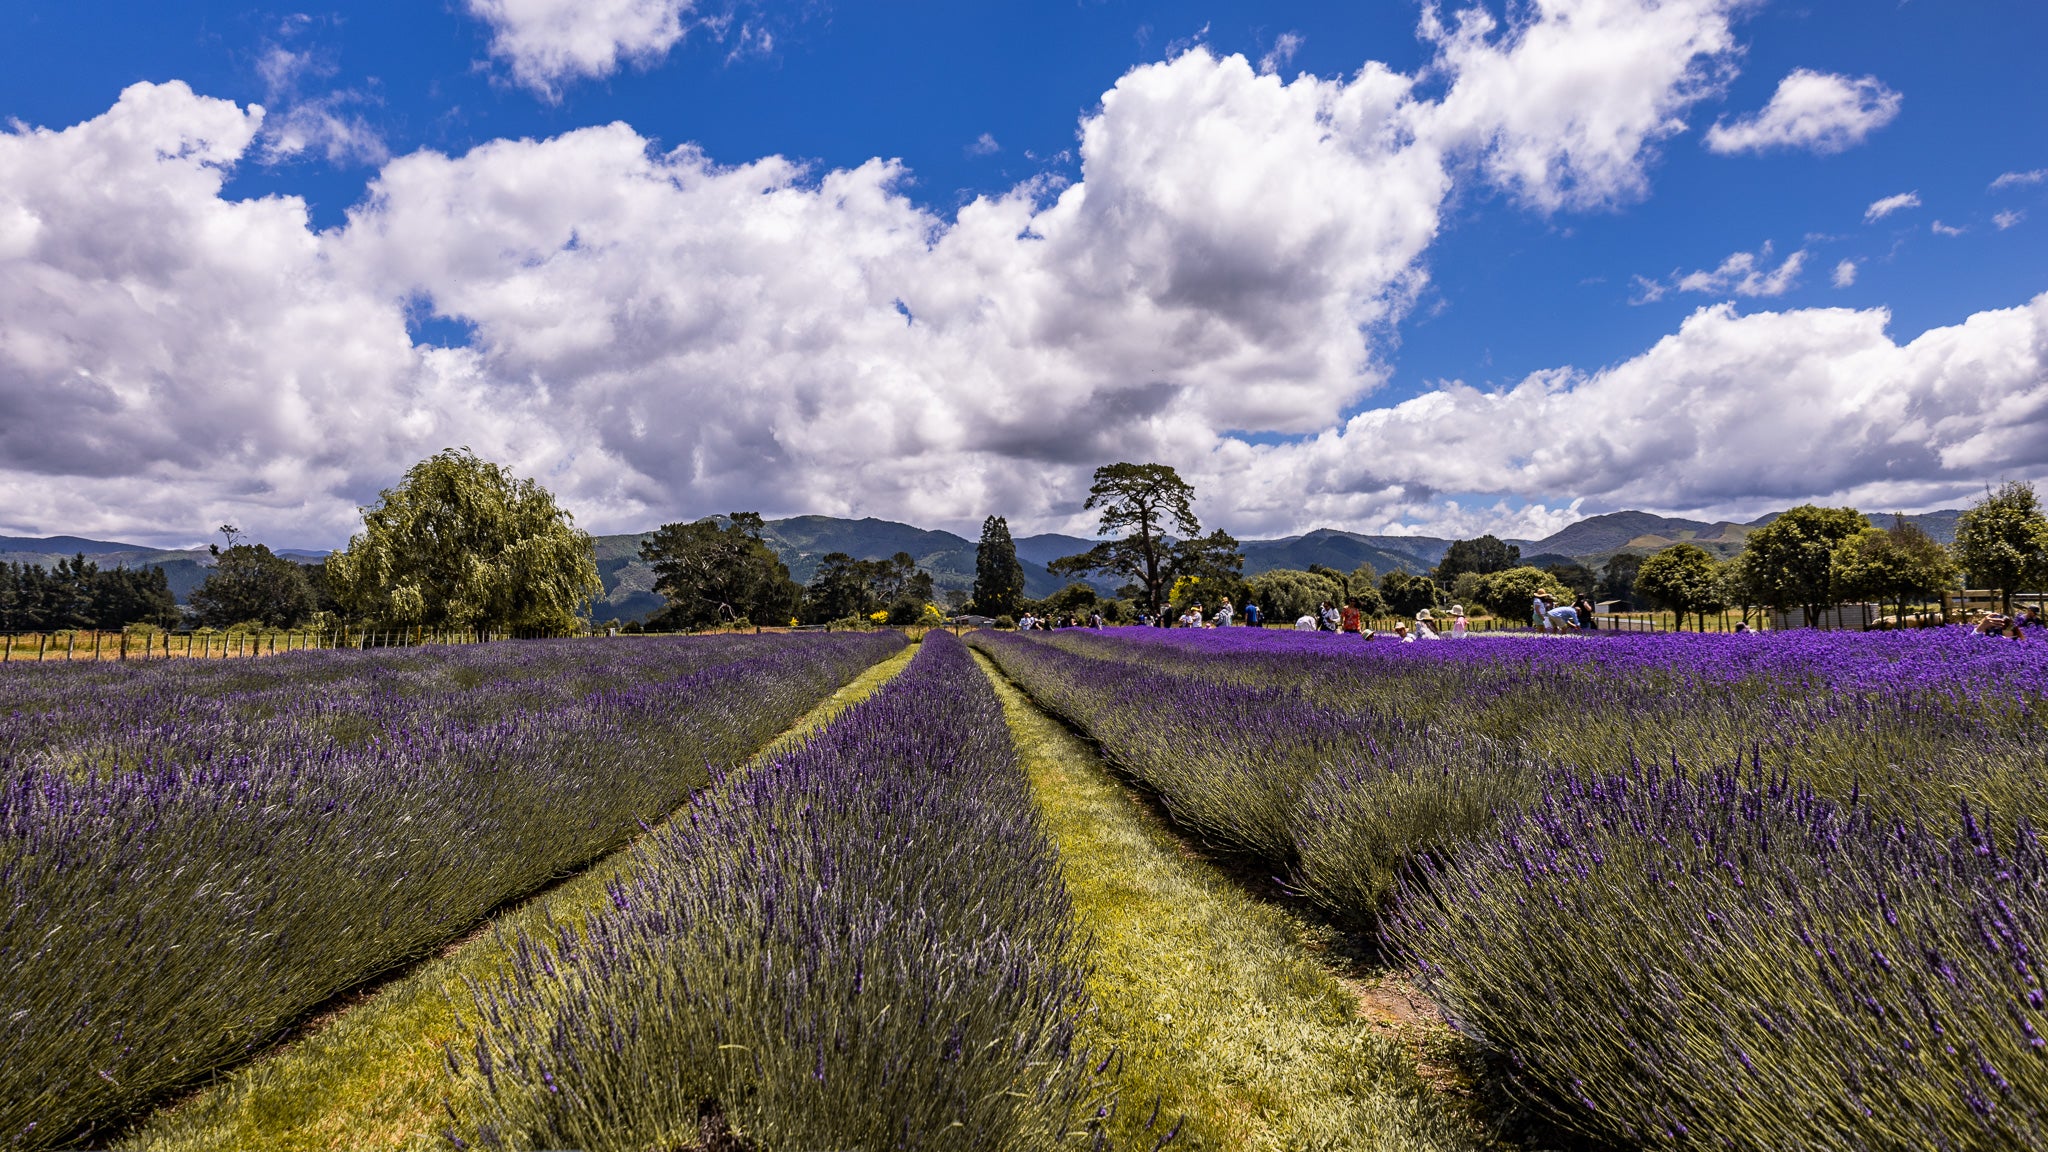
[974,651,1487,1152]
[122,643,924,1152]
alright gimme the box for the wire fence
[0,627,511,663]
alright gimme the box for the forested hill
[7,507,1965,621]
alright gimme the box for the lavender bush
[969,630,1542,918]
[1390,760,2048,1151]
[451,631,1112,1150]
[0,633,902,1148]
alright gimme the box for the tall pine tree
[972,515,1025,618]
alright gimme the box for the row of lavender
[448,630,1131,1150]
[969,628,2048,1151]
[1,632,903,1149]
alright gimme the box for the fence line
[0,627,517,664]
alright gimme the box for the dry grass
[975,652,1493,1152]
[119,644,922,1152]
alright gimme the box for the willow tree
[327,449,603,634]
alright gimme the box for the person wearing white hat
[1450,604,1469,639]
[1415,607,1440,640]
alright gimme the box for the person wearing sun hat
[1415,606,1439,640]
[1450,604,1469,639]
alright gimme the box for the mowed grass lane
[975,652,1490,1152]
[122,643,923,1152]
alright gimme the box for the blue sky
[3,1,2046,546]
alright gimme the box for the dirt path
[122,643,922,1152]
[975,652,1494,1152]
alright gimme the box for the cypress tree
[972,516,1025,618]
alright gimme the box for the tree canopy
[1636,544,1728,630]
[1468,566,1554,620]
[971,516,1025,618]
[1434,535,1521,585]
[0,555,178,632]
[1831,516,1960,620]
[801,550,934,625]
[1598,552,1644,607]
[1541,560,1599,598]
[1246,568,1345,623]
[327,449,602,633]
[1050,463,1221,618]
[1306,564,1389,616]
[1379,570,1446,617]
[1735,505,1870,626]
[191,532,316,628]
[1953,482,2048,613]
[641,513,802,630]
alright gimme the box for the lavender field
[7,625,2045,1150]
[1,632,903,1147]
[970,626,2048,1151]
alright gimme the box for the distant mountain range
[2,507,1964,621]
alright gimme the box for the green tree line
[0,556,180,632]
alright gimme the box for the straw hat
[1416,608,1434,621]
[1451,604,1466,615]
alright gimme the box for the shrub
[1292,733,1541,922]
[1390,761,2048,1151]
[1246,569,1343,623]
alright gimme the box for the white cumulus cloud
[1705,68,1901,155]
[1420,0,1746,211]
[467,0,693,94]
[1245,295,2048,524]
[9,6,2042,546]
[1995,210,2025,230]
[0,82,471,543]
[1832,258,1857,287]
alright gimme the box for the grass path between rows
[975,652,1493,1152]
[121,642,922,1152]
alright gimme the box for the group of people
[1015,610,1104,631]
[1967,606,2040,641]
[1532,591,1598,634]
[1274,599,1472,642]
